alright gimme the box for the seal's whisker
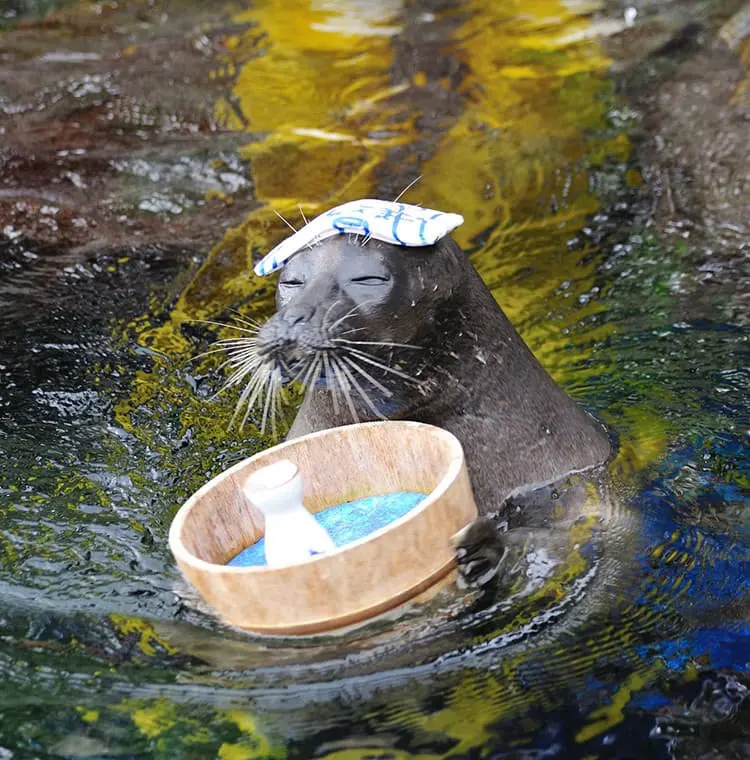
[224,351,262,367]
[273,383,282,436]
[212,344,260,361]
[190,345,244,363]
[272,208,298,234]
[338,358,386,420]
[301,354,324,414]
[311,355,324,385]
[392,174,422,203]
[235,382,259,430]
[200,316,286,435]
[321,298,344,332]
[260,367,277,434]
[298,204,308,227]
[327,300,365,331]
[223,356,266,386]
[224,316,262,334]
[327,299,376,332]
[217,349,261,367]
[269,368,285,436]
[221,335,260,352]
[297,354,322,389]
[331,356,346,414]
[209,379,239,403]
[211,357,267,402]
[332,338,423,350]
[237,377,266,419]
[227,356,280,424]
[227,308,264,329]
[222,351,264,370]
[300,357,319,389]
[342,356,393,397]
[224,343,263,362]
[217,352,264,375]
[211,336,260,348]
[221,372,254,399]
[230,367,269,428]
[221,363,260,388]
[340,347,421,384]
[262,384,277,435]
[274,209,316,252]
[289,356,310,385]
[234,361,270,402]
[311,355,324,389]
[322,351,340,416]
[330,355,358,423]
[222,346,264,372]
[244,364,284,434]
[229,331,261,345]
[188,318,260,336]
[336,325,367,338]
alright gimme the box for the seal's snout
[256,302,335,364]
[281,303,314,327]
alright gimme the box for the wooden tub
[168,420,477,635]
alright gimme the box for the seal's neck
[421,263,611,491]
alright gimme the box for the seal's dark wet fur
[255,234,611,587]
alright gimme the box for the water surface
[0,0,748,757]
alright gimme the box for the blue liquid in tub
[227,491,427,567]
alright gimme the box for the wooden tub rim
[168,420,465,574]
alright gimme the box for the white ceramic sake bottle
[243,459,335,568]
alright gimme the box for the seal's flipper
[452,516,508,590]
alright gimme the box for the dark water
[1,1,748,758]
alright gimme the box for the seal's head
[248,233,467,427]
[260,235,461,362]
[218,200,468,431]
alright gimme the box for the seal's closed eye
[350,275,390,285]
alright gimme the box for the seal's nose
[282,303,314,326]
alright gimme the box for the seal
[221,215,611,587]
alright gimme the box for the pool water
[227,491,426,567]
[0,0,748,758]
